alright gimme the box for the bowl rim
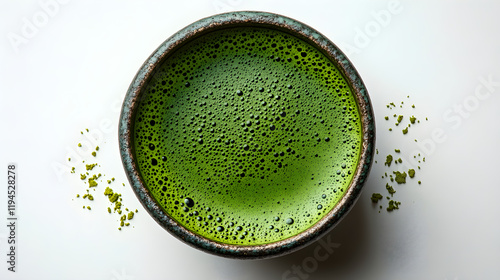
[119,11,375,259]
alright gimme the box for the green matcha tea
[133,26,362,245]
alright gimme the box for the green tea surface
[133,27,362,245]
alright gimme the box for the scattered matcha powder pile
[70,129,138,230]
[372,96,427,212]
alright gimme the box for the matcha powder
[70,129,138,230]
[371,96,427,212]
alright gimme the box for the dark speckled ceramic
[119,11,375,259]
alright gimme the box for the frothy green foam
[133,26,362,245]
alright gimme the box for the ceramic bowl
[119,11,375,259]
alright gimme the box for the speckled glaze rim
[119,11,375,259]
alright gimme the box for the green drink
[132,26,362,245]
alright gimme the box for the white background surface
[1,0,500,279]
